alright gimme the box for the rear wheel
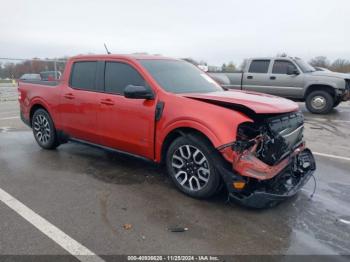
[32,109,59,149]
[166,134,221,199]
[305,90,334,114]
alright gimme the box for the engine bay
[233,111,305,166]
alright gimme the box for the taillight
[18,89,22,100]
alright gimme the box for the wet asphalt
[0,86,349,256]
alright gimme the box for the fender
[28,97,57,126]
[155,114,252,162]
[303,82,337,97]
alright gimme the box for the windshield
[139,60,223,94]
[293,58,315,73]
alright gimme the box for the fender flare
[155,119,222,162]
[29,97,55,124]
[303,82,337,97]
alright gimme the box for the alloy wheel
[33,114,51,145]
[171,145,210,191]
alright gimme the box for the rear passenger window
[248,60,270,73]
[272,60,298,74]
[70,61,97,90]
[105,62,145,94]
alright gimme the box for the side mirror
[124,85,154,100]
[287,67,299,75]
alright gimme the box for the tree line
[308,56,350,73]
[0,58,67,79]
[1,55,349,79]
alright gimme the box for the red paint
[232,139,306,180]
[18,54,302,180]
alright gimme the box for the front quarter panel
[303,75,346,96]
[155,94,252,162]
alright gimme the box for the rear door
[268,59,304,98]
[98,60,157,159]
[59,60,103,143]
[242,59,272,93]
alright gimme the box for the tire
[166,134,221,199]
[32,109,59,149]
[333,98,342,108]
[305,90,334,114]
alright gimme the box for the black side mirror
[124,85,154,100]
[287,67,299,75]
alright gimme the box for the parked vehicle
[19,73,41,81]
[18,54,316,208]
[209,57,350,113]
[40,71,62,81]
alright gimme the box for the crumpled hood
[182,90,299,114]
[309,71,350,79]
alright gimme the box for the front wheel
[305,90,334,114]
[166,135,221,199]
[333,97,342,108]
[32,109,59,149]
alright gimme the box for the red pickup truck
[18,54,316,208]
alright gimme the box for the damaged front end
[218,111,316,208]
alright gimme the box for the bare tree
[224,61,236,72]
[309,56,330,68]
[331,59,350,73]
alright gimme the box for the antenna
[104,43,111,54]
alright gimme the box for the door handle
[247,75,253,79]
[270,76,276,80]
[100,98,115,106]
[64,93,74,99]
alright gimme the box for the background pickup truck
[209,57,350,114]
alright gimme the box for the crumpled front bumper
[218,148,316,209]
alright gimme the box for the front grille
[267,111,304,137]
[259,112,304,165]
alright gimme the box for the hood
[181,90,299,114]
[309,71,349,79]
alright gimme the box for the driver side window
[105,62,146,94]
[272,60,298,74]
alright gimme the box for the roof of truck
[247,57,294,60]
[70,54,177,61]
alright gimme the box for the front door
[98,61,156,159]
[268,59,304,98]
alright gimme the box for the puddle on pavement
[0,127,17,133]
[84,151,168,186]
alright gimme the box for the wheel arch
[158,126,218,165]
[29,103,50,127]
[304,84,336,99]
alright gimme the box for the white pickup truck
[209,57,350,114]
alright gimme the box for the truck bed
[19,80,60,86]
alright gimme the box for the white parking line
[0,116,20,120]
[314,152,350,162]
[0,187,105,262]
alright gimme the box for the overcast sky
[0,0,349,66]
